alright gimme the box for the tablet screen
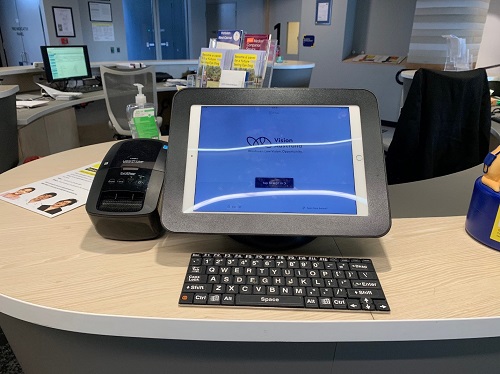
[182,105,367,216]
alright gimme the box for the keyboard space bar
[235,295,304,307]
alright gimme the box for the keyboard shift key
[182,284,212,293]
[347,289,385,299]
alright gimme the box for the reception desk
[270,60,315,87]
[0,85,19,173]
[1,138,500,372]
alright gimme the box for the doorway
[205,2,237,46]
[122,0,188,60]
[0,0,45,66]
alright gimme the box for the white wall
[268,0,302,61]
[40,0,128,61]
[351,0,416,56]
[40,0,84,45]
[296,0,407,122]
[79,0,128,62]
[477,1,500,77]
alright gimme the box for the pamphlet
[219,70,247,88]
[231,49,267,85]
[0,163,100,218]
[215,29,244,49]
[351,54,406,64]
[243,34,271,51]
[197,48,230,87]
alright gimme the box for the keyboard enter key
[351,280,380,288]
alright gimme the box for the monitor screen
[162,88,390,238]
[40,45,92,83]
[183,105,368,216]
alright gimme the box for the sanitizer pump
[126,83,160,139]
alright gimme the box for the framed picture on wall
[315,0,332,25]
[88,2,113,22]
[52,7,75,37]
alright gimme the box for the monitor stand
[229,235,317,250]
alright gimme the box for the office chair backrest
[100,65,158,136]
[385,68,491,184]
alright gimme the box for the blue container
[465,177,500,251]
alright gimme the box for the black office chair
[385,68,491,184]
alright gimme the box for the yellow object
[490,205,500,242]
[482,145,500,192]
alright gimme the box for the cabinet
[18,108,80,160]
[0,85,19,173]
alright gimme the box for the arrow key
[346,299,361,310]
[360,298,375,311]
[374,299,390,312]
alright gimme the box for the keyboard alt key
[221,294,235,305]
[305,297,319,308]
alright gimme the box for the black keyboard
[179,253,390,312]
[64,85,103,93]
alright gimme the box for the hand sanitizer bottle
[126,83,160,139]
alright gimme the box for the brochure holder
[196,33,276,89]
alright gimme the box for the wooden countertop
[0,142,499,342]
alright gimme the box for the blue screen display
[191,106,363,214]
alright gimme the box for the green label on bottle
[133,107,159,139]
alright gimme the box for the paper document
[164,78,187,87]
[0,163,100,218]
[36,83,82,100]
[219,70,247,88]
[16,100,49,109]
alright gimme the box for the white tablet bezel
[182,105,368,216]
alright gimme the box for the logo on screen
[247,136,272,147]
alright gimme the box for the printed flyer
[0,163,100,218]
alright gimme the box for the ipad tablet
[161,88,390,238]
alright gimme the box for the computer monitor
[40,45,92,83]
[161,88,391,239]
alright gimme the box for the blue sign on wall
[303,35,315,47]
